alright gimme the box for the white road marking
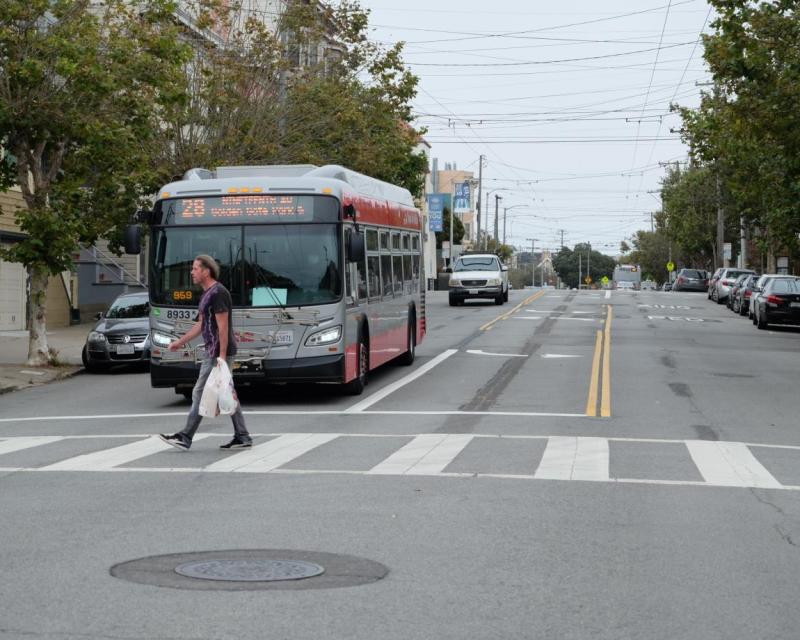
[605,290,611,299]
[515,316,596,322]
[686,441,782,489]
[344,349,458,413]
[368,434,473,475]
[205,433,339,472]
[466,349,527,358]
[1,434,799,491]
[534,436,609,481]
[41,435,210,471]
[0,436,63,455]
[541,354,582,359]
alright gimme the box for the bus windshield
[150,224,341,307]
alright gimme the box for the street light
[526,237,538,287]
[503,204,532,246]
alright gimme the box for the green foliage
[434,207,465,248]
[0,0,190,273]
[626,229,673,285]
[552,244,615,289]
[676,0,800,261]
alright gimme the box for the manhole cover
[175,559,324,582]
[111,549,388,591]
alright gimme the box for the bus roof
[158,164,416,209]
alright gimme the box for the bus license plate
[267,331,292,345]
[116,344,135,355]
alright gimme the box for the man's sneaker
[220,437,252,450]
[159,433,189,451]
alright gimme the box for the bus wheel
[397,316,416,366]
[343,335,368,395]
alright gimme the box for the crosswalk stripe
[41,435,210,471]
[0,436,63,456]
[368,434,473,475]
[685,441,782,488]
[534,436,609,481]
[204,433,339,473]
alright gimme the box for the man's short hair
[194,254,220,280]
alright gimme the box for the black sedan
[754,278,800,330]
[82,292,151,372]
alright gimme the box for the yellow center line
[480,289,546,332]
[586,304,613,417]
[601,305,613,417]
[585,329,603,417]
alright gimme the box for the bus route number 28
[166,309,195,320]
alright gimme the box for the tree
[0,0,189,365]
[627,229,672,285]
[434,207,465,248]
[552,244,615,289]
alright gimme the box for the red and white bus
[124,164,426,396]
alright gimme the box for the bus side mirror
[123,225,141,254]
[346,230,365,263]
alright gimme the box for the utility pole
[716,173,725,268]
[526,238,537,287]
[587,242,591,287]
[578,253,582,290]
[494,194,502,249]
[476,155,483,250]
[449,182,455,269]
[559,229,566,248]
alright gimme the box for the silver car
[711,268,755,303]
[82,292,151,372]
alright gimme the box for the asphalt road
[2,288,800,640]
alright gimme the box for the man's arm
[215,311,229,361]
[168,319,203,351]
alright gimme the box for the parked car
[753,277,800,330]
[672,268,708,292]
[726,273,751,309]
[82,292,151,372]
[662,281,673,291]
[751,275,799,324]
[707,267,724,299]
[732,273,760,315]
[641,280,657,290]
[710,268,755,303]
[448,253,509,306]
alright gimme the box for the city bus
[613,264,642,290]
[123,164,426,396]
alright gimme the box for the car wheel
[396,315,416,366]
[495,294,504,305]
[731,297,740,313]
[503,288,509,302]
[757,313,768,330]
[343,333,368,395]
[449,295,458,307]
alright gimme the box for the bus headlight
[152,331,173,347]
[305,325,342,346]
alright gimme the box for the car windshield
[454,258,498,272]
[106,296,149,319]
[683,270,704,278]
[725,270,751,279]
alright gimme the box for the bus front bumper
[150,354,345,389]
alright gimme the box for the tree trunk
[27,265,50,366]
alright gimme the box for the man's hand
[168,340,182,352]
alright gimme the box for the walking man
[159,255,253,451]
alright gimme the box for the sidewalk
[0,322,94,395]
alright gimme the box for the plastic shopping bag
[199,359,238,417]
[216,359,239,415]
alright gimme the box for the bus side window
[367,256,380,299]
[392,255,403,295]
[411,255,420,291]
[356,257,367,301]
[381,255,393,298]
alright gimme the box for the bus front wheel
[343,335,369,395]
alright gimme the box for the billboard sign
[454,182,471,214]
[427,194,445,232]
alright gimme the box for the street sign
[601,276,609,286]
[454,182,471,214]
[666,261,675,272]
[427,194,445,232]
[584,276,592,284]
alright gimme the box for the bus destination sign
[178,195,310,221]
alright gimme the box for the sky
[360,0,714,255]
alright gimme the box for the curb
[0,366,85,395]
